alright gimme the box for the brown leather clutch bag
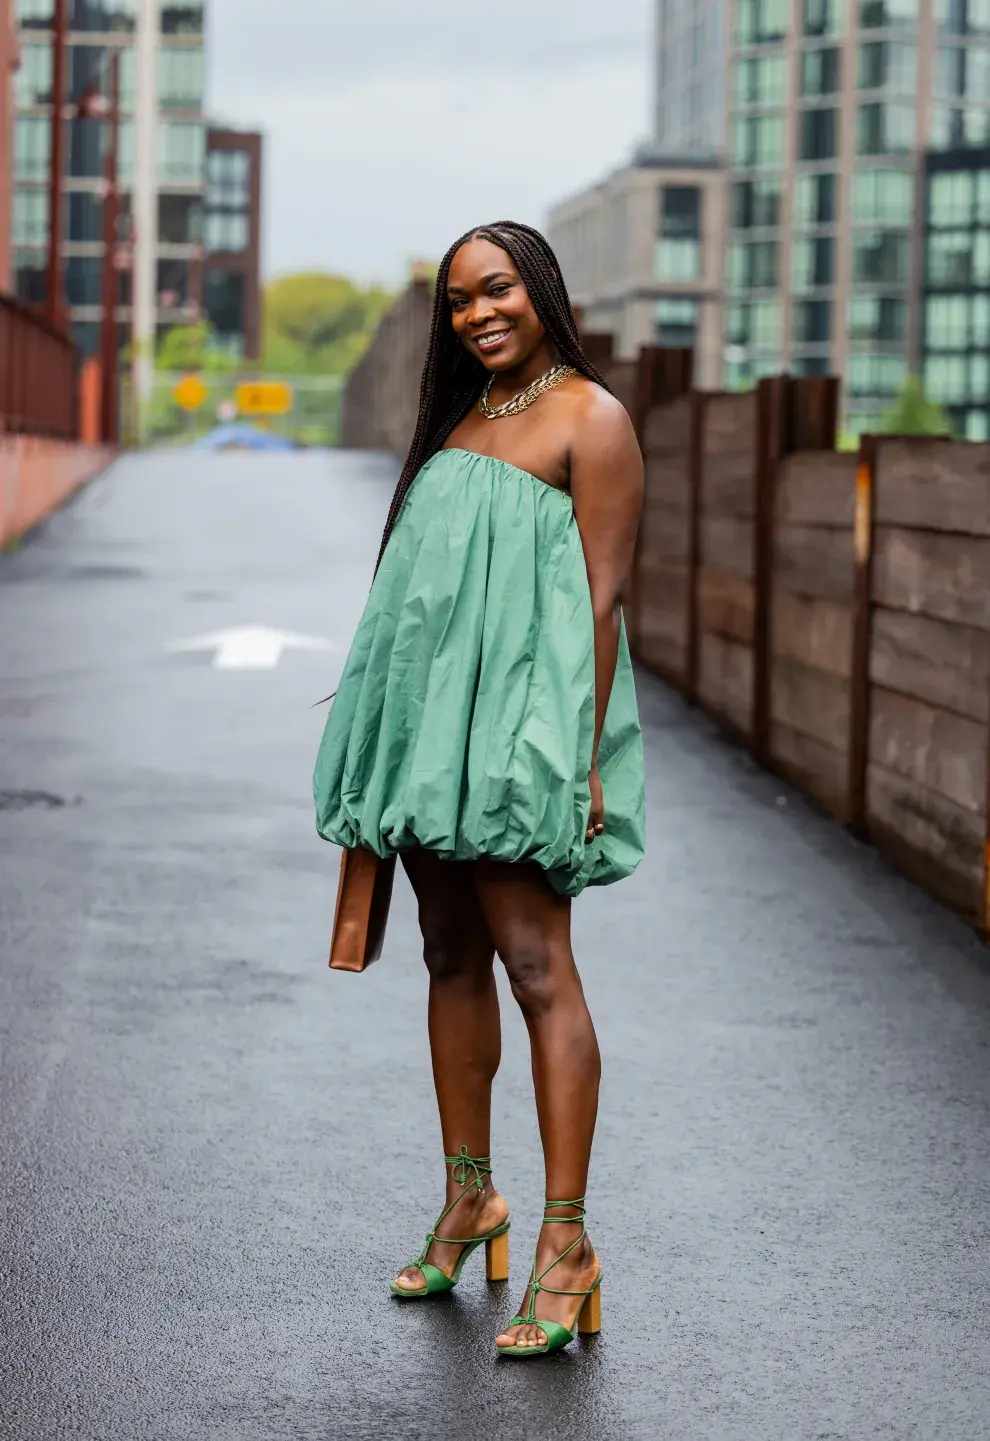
[328,846,397,972]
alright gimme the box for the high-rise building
[921,146,990,439]
[0,0,18,290]
[655,0,728,157]
[10,0,206,357]
[726,0,990,431]
[203,124,262,361]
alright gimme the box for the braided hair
[375,221,612,569]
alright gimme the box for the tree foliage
[155,322,239,374]
[880,375,952,437]
[263,272,394,376]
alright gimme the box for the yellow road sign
[173,374,208,411]
[236,381,293,417]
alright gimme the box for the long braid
[374,221,612,570]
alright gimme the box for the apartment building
[11,0,206,357]
[203,123,262,360]
[655,0,728,157]
[727,0,990,431]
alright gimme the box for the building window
[14,248,47,304]
[801,47,841,96]
[849,294,907,340]
[158,120,205,184]
[795,299,832,343]
[735,52,787,106]
[13,116,50,181]
[157,258,191,307]
[730,239,779,289]
[17,0,55,30]
[925,294,971,348]
[207,148,250,207]
[15,43,53,106]
[735,0,789,44]
[205,212,249,253]
[793,235,834,287]
[655,297,698,347]
[860,0,918,28]
[158,193,203,245]
[159,46,205,109]
[733,178,782,228]
[800,107,838,161]
[69,1,137,32]
[729,299,781,348]
[68,191,103,242]
[803,0,844,36]
[858,102,914,153]
[852,166,912,223]
[65,255,103,306]
[733,113,785,167]
[859,41,917,91]
[928,230,990,285]
[795,171,837,225]
[854,230,909,282]
[205,270,245,338]
[848,352,907,396]
[923,354,967,402]
[656,186,701,282]
[161,3,204,35]
[929,171,976,226]
[12,188,48,247]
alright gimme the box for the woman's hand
[586,763,605,844]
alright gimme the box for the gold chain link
[478,364,577,420]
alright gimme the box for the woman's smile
[474,328,512,356]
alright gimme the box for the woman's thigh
[401,848,495,977]
[470,860,575,1009]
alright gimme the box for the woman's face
[446,238,547,372]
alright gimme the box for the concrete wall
[0,436,114,548]
[340,278,433,455]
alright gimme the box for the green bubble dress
[313,448,645,898]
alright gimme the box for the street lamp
[77,50,123,445]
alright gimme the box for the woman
[314,221,645,1357]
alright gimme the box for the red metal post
[99,49,121,445]
[45,0,68,327]
[847,434,878,835]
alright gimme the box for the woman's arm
[569,391,645,834]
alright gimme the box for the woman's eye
[491,284,510,296]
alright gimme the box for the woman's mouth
[475,329,512,355]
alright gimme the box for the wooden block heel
[578,1282,601,1335]
[486,1228,510,1282]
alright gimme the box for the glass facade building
[727,0,990,431]
[203,126,262,360]
[922,148,990,438]
[655,0,727,156]
[11,0,206,356]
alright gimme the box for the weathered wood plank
[867,762,985,919]
[701,518,754,579]
[872,528,990,631]
[771,657,851,752]
[870,609,990,723]
[772,592,853,678]
[697,569,754,645]
[639,503,691,561]
[776,450,857,528]
[704,393,757,453]
[644,455,691,512]
[868,686,986,815]
[703,450,755,518]
[643,395,692,456]
[635,556,690,638]
[774,525,855,603]
[876,439,990,536]
[770,722,850,821]
[697,632,753,736]
[634,626,687,683]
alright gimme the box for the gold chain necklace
[478,362,576,420]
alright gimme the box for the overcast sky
[205,0,655,286]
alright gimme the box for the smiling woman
[313,220,646,1361]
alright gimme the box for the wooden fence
[585,332,990,940]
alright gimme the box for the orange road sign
[236,381,293,417]
[173,374,208,411]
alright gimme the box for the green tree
[155,322,239,374]
[880,375,953,437]
[263,273,394,376]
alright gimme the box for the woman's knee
[501,933,561,1019]
[420,912,489,983]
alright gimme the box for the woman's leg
[393,848,508,1290]
[471,860,602,1347]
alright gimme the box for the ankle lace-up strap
[515,1197,590,1324]
[413,1148,493,1264]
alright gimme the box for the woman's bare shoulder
[559,374,639,458]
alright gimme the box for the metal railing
[0,293,76,441]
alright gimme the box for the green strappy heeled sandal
[495,1197,602,1357]
[390,1147,510,1299]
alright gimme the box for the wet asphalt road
[1,450,990,1441]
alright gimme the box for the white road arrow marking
[166,625,337,670]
